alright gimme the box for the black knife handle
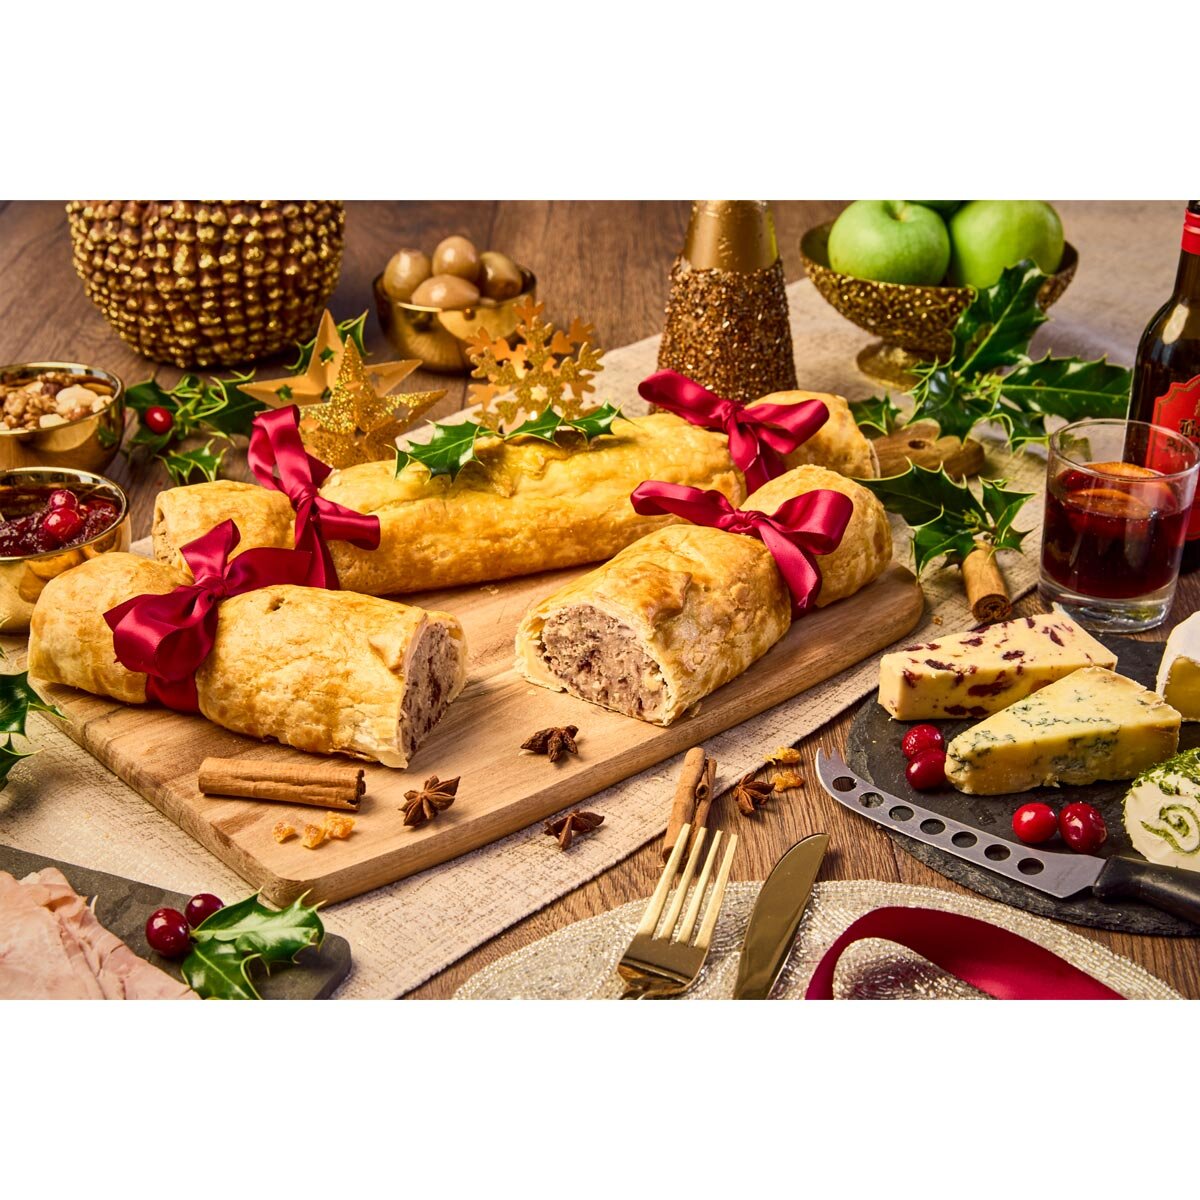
[1093,857,1200,926]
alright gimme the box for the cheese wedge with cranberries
[944,667,1181,796]
[1155,611,1200,721]
[877,614,1116,721]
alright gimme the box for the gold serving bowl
[0,467,130,634]
[799,223,1079,387]
[372,268,538,374]
[0,361,126,473]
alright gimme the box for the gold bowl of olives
[373,236,537,374]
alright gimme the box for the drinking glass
[1039,418,1200,631]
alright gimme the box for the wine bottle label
[1153,373,1200,539]
[1185,210,1200,255]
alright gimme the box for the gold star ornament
[298,339,445,467]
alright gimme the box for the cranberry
[1059,802,1108,854]
[145,907,191,958]
[902,724,945,760]
[185,893,225,928]
[1012,802,1058,845]
[46,488,78,510]
[905,749,947,791]
[40,507,84,546]
[143,406,174,435]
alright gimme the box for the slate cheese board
[847,634,1200,937]
[0,844,353,997]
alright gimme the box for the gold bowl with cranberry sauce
[0,362,126,473]
[0,468,130,633]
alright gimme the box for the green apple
[827,201,951,285]
[911,201,962,215]
[948,200,1064,287]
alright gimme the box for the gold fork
[617,823,738,999]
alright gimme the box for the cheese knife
[815,749,1200,926]
[733,832,829,999]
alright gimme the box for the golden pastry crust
[744,465,892,606]
[27,555,466,768]
[516,524,791,726]
[515,463,893,726]
[151,414,742,594]
[749,390,878,479]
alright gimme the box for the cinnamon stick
[663,747,710,862]
[198,757,365,811]
[963,544,1012,624]
[685,757,718,859]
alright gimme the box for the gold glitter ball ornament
[65,200,346,369]
[657,201,797,404]
[298,338,445,467]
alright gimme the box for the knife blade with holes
[815,749,1200,926]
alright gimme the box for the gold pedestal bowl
[373,268,537,375]
[0,362,126,473]
[799,223,1078,388]
[0,468,130,634]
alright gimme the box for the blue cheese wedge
[877,614,1116,721]
[1155,612,1200,721]
[945,667,1180,796]
[1124,748,1200,873]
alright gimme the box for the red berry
[185,893,225,928]
[1059,802,1108,854]
[902,724,945,760]
[46,488,78,510]
[143,405,174,435]
[1012,802,1058,845]
[905,749,947,790]
[145,907,191,958]
[40,507,84,546]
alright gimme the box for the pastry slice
[945,667,1181,796]
[1156,611,1200,720]
[515,466,891,726]
[1124,748,1200,873]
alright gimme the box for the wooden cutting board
[31,561,922,906]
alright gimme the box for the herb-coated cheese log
[27,554,466,768]
[1124,748,1200,873]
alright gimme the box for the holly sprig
[179,892,325,1000]
[125,371,265,485]
[0,670,64,789]
[400,403,623,481]
[853,262,1132,448]
[863,462,1032,575]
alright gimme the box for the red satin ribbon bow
[637,370,830,493]
[805,907,1122,1000]
[103,520,314,712]
[247,405,381,589]
[629,481,852,615]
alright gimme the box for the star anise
[402,775,460,828]
[544,809,604,850]
[521,725,579,763]
[732,771,776,816]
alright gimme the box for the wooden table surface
[2,199,1197,1000]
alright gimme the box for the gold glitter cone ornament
[65,201,345,369]
[657,200,798,404]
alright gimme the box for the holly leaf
[978,477,1034,554]
[191,893,324,965]
[401,420,483,481]
[202,372,266,438]
[507,407,566,442]
[949,261,1049,374]
[990,354,1132,447]
[179,940,261,1001]
[0,672,63,738]
[907,364,997,441]
[161,441,225,485]
[852,394,903,437]
[125,379,175,416]
[563,402,622,441]
[0,738,36,789]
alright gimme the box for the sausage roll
[514,465,891,726]
[27,555,467,768]
[749,390,878,480]
[151,413,743,593]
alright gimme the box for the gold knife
[733,832,829,999]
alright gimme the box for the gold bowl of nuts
[373,236,536,374]
[0,467,130,633]
[0,362,125,473]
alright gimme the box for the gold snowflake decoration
[466,299,604,431]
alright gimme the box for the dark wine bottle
[1129,200,1200,571]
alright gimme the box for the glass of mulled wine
[1039,418,1200,631]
